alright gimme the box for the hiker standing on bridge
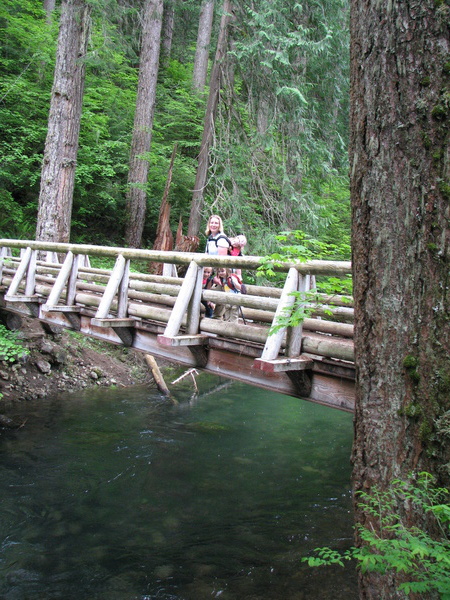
[205,215,230,256]
[211,267,240,322]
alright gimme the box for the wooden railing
[0,239,354,409]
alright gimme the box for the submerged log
[145,354,174,400]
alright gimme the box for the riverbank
[0,316,153,417]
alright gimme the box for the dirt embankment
[0,316,152,414]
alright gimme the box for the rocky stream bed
[0,315,155,427]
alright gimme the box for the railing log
[0,239,351,275]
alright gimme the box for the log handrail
[0,239,351,275]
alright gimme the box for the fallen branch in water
[171,368,199,392]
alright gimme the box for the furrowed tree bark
[124,0,163,248]
[350,1,449,598]
[187,0,233,237]
[149,143,177,274]
[36,0,91,243]
[192,0,215,91]
[161,0,175,66]
[43,0,56,22]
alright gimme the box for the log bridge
[0,240,355,412]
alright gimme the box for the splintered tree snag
[175,218,183,248]
[149,144,177,274]
[173,219,200,278]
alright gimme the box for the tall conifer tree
[351,0,450,596]
[124,0,164,248]
[36,0,91,243]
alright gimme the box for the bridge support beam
[253,356,313,373]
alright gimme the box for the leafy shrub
[0,324,29,363]
[303,472,450,598]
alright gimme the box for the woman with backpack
[205,215,230,256]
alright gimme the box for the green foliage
[0,0,351,252]
[257,230,352,334]
[257,230,351,279]
[0,324,28,363]
[0,0,57,239]
[303,473,450,598]
[206,0,350,241]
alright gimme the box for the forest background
[0,0,350,259]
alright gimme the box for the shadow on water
[0,372,358,599]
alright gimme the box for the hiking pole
[239,306,247,325]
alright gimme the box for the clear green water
[0,374,357,599]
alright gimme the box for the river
[0,372,357,599]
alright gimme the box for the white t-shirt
[206,234,229,255]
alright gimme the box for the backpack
[205,234,231,254]
[227,273,247,294]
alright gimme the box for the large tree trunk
[187,0,233,238]
[36,0,91,243]
[124,0,163,248]
[192,0,215,91]
[350,1,449,598]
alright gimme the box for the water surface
[0,374,357,599]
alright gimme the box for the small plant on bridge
[303,472,450,598]
[258,230,352,292]
[259,231,352,334]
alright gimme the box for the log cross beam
[4,247,42,316]
[254,268,313,374]
[157,260,208,350]
[91,255,135,345]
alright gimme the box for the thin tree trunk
[124,0,164,248]
[192,0,215,91]
[187,0,233,237]
[350,0,450,597]
[161,0,175,66]
[36,0,91,243]
[43,0,56,22]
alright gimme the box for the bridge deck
[0,240,354,411]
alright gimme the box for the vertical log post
[285,273,306,357]
[117,259,131,318]
[160,260,199,338]
[5,247,33,298]
[259,267,299,361]
[66,253,81,306]
[0,247,12,284]
[186,264,204,334]
[24,250,37,297]
[94,254,126,320]
[42,251,74,309]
